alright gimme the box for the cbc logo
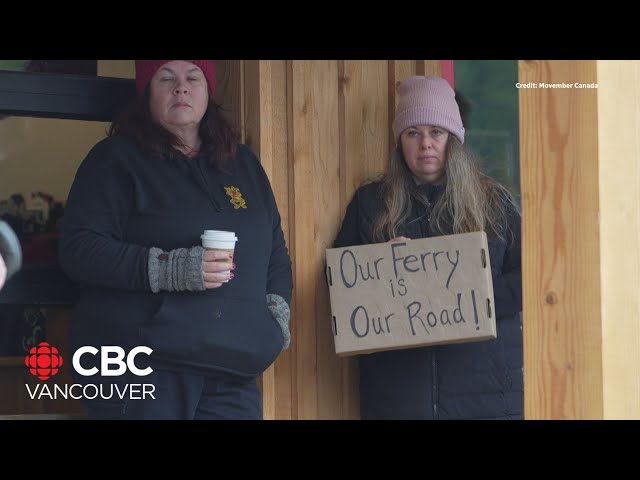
[25,342,64,380]
[73,346,153,377]
[25,342,153,379]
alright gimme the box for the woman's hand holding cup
[201,230,237,289]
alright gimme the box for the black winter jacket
[334,181,523,419]
[60,136,292,382]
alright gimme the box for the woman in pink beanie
[60,61,292,419]
[334,75,522,420]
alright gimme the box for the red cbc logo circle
[25,342,64,380]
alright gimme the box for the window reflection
[455,60,520,199]
[0,117,110,266]
[0,61,132,412]
[0,117,110,355]
[0,59,134,271]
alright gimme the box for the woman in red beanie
[60,60,292,419]
[334,76,522,420]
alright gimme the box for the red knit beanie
[134,60,216,99]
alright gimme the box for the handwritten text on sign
[325,232,496,356]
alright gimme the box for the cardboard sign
[325,231,496,356]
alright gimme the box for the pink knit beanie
[134,60,216,99]
[392,75,465,144]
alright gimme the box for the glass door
[454,60,520,199]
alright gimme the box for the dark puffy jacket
[60,136,292,382]
[334,181,523,419]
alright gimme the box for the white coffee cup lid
[201,230,238,242]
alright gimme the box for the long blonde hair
[371,136,519,243]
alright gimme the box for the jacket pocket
[138,293,283,379]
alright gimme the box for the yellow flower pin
[224,186,247,209]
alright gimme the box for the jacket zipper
[420,198,438,419]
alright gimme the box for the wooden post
[242,60,294,419]
[596,61,640,419]
[224,59,462,419]
[519,60,640,419]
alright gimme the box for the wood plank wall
[519,60,640,419]
[597,61,640,419]
[216,60,440,419]
[4,60,635,420]
[520,60,603,419]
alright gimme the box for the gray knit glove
[148,246,205,293]
[267,293,290,349]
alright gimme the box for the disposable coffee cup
[201,230,237,283]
